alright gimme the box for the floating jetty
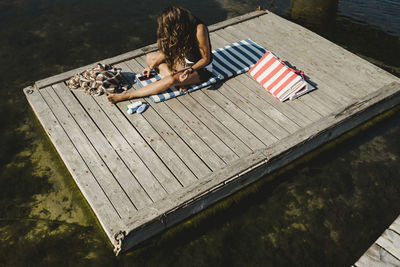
[24,10,400,254]
[355,215,400,266]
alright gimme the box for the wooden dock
[355,215,400,266]
[24,10,400,254]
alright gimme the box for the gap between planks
[120,59,228,173]
[134,56,245,163]
[46,84,152,210]
[72,86,174,202]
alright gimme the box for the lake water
[0,0,399,266]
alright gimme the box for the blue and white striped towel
[135,39,267,103]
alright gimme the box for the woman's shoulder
[193,15,208,34]
[195,23,210,43]
[196,23,208,33]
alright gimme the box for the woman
[107,6,213,104]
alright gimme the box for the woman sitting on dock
[107,6,213,104]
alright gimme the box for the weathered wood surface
[121,59,221,176]
[24,9,400,254]
[355,243,400,267]
[355,216,400,266]
[122,81,400,232]
[390,217,400,234]
[115,59,201,188]
[134,56,242,164]
[376,230,400,261]
[73,88,168,202]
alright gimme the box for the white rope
[113,230,126,256]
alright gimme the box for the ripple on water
[338,0,400,36]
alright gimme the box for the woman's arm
[177,24,211,83]
[190,24,212,71]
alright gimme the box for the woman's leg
[146,52,160,66]
[146,51,168,73]
[107,69,202,103]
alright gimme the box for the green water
[0,0,399,266]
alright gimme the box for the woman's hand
[178,68,193,92]
[142,66,152,77]
[178,69,191,83]
[179,67,194,82]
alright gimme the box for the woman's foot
[179,85,189,92]
[107,92,127,104]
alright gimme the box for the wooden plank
[166,96,239,164]
[208,10,267,33]
[220,75,301,134]
[356,216,400,266]
[180,91,260,153]
[115,60,201,186]
[73,89,168,202]
[137,100,218,176]
[376,229,400,261]
[50,83,152,209]
[114,98,194,188]
[389,216,400,234]
[355,243,400,267]
[144,95,232,170]
[193,88,277,149]
[163,104,231,166]
[24,87,122,244]
[199,88,278,146]
[90,89,198,189]
[133,56,240,165]
[215,81,290,138]
[120,60,214,179]
[158,96,234,166]
[236,73,313,127]
[39,86,137,215]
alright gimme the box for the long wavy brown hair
[157,6,198,71]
